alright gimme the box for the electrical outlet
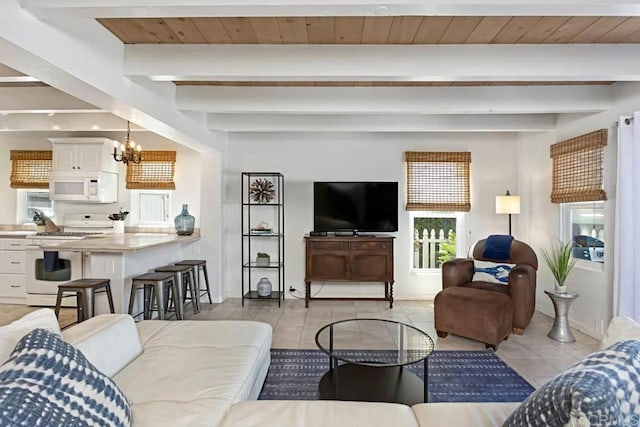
[595,319,605,334]
[105,261,115,274]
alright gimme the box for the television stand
[304,235,395,308]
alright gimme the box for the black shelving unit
[241,172,285,307]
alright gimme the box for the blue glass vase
[174,204,195,235]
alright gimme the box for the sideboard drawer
[350,241,389,250]
[309,241,349,250]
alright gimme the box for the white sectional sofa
[7,311,636,426]
[55,313,519,427]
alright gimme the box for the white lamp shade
[496,195,521,214]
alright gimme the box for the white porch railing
[413,228,452,269]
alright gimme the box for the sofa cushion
[62,314,142,377]
[0,308,60,364]
[600,316,640,349]
[221,401,420,427]
[412,402,520,426]
[115,320,272,427]
[472,260,516,285]
[0,328,131,427]
[503,340,640,427]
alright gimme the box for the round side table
[544,289,579,343]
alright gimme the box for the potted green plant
[540,240,576,294]
[256,252,270,267]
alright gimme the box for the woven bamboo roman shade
[405,151,471,211]
[126,151,176,190]
[550,129,607,204]
[10,150,52,189]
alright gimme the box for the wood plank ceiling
[100,16,637,87]
[99,16,640,44]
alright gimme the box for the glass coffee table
[315,318,435,405]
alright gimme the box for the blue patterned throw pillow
[472,260,516,284]
[0,328,131,427]
[504,340,640,427]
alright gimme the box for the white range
[25,213,113,306]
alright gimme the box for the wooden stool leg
[104,282,115,314]
[201,264,212,304]
[54,289,64,318]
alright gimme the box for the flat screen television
[313,181,398,233]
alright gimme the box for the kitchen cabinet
[0,238,27,302]
[49,138,118,174]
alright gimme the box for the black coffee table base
[318,364,425,405]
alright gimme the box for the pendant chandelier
[113,121,142,164]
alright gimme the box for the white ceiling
[2,0,640,150]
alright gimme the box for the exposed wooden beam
[177,86,611,114]
[207,113,557,132]
[125,44,640,82]
[22,0,640,18]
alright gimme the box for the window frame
[16,189,54,225]
[409,211,466,274]
[130,189,172,227]
[560,201,605,272]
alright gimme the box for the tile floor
[0,298,600,389]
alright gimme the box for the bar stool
[175,260,212,304]
[128,272,177,320]
[155,264,199,319]
[54,279,115,323]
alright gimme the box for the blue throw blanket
[483,235,514,260]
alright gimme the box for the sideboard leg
[389,281,394,308]
[305,281,311,308]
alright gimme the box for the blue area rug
[259,349,534,403]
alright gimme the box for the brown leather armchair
[434,238,538,349]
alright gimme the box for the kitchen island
[38,233,202,314]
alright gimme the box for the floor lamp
[495,190,521,236]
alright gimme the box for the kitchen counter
[0,231,36,238]
[38,233,200,252]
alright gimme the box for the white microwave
[49,172,118,203]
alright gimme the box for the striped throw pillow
[0,328,131,426]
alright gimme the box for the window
[551,130,607,266]
[131,190,171,226]
[412,212,464,271]
[404,151,471,212]
[17,190,54,224]
[126,151,176,190]
[562,201,605,265]
[405,151,469,271]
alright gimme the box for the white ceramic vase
[554,282,567,294]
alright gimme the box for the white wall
[224,132,519,300]
[517,81,640,338]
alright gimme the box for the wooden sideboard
[304,235,394,308]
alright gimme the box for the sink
[131,233,170,237]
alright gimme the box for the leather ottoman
[434,286,513,349]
